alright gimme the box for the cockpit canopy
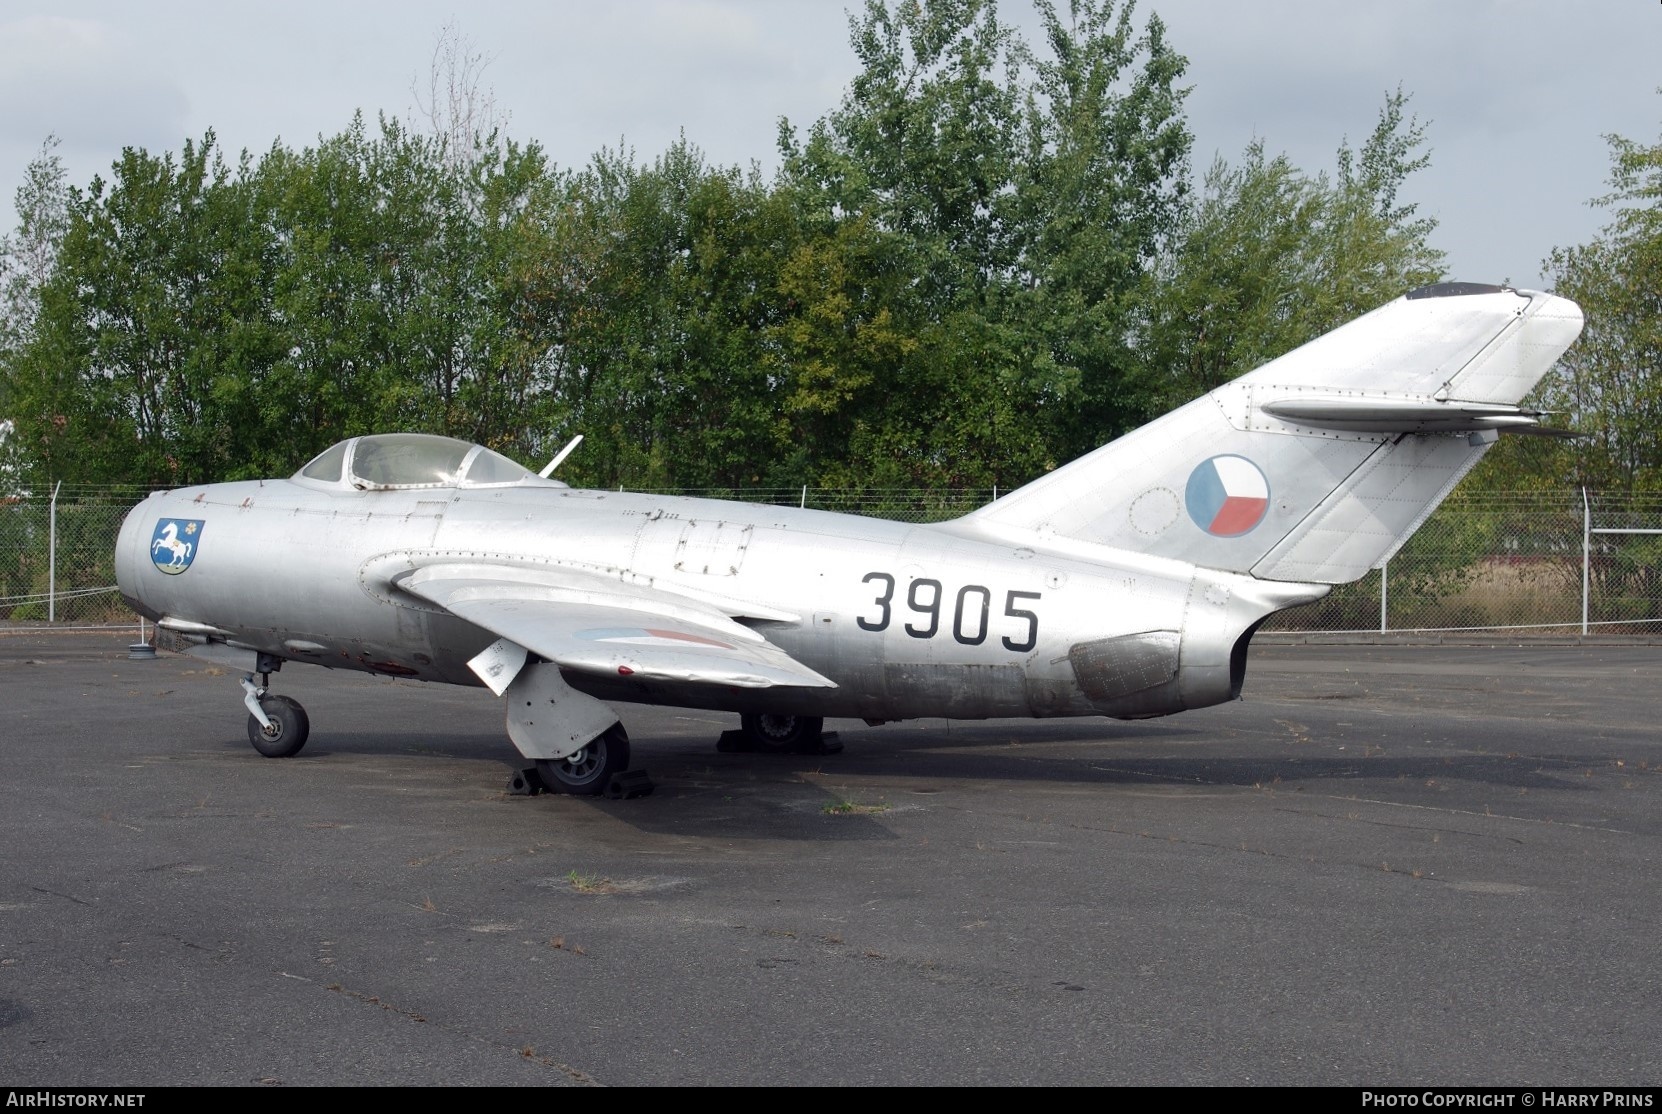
[294,434,564,491]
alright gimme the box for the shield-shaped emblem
[150,518,204,575]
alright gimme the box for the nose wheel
[246,694,310,757]
[241,669,310,757]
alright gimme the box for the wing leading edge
[399,562,834,690]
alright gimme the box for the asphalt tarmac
[1,629,1658,1087]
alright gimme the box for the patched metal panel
[1068,630,1181,703]
[674,520,752,576]
[880,662,1030,719]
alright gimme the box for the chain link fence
[0,487,144,625]
[5,485,1660,636]
[1261,491,1662,634]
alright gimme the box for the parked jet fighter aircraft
[115,283,1583,794]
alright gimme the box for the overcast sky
[1,0,1657,291]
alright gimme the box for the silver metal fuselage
[115,478,1323,722]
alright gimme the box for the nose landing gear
[239,655,310,758]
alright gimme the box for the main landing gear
[504,662,651,798]
[535,722,632,794]
[240,656,310,758]
[718,714,841,755]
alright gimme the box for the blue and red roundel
[1185,455,1270,537]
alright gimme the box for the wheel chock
[715,729,752,753]
[605,769,655,799]
[509,766,546,796]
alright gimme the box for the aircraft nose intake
[114,498,157,618]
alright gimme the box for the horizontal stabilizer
[1256,396,1546,434]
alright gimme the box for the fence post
[1581,487,1590,636]
[1380,559,1388,633]
[48,480,61,624]
[801,485,807,509]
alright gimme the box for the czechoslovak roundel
[1184,455,1269,537]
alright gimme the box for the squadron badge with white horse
[150,519,203,575]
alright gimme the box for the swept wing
[398,562,834,690]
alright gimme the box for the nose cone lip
[114,498,158,618]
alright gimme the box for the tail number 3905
[856,572,1040,652]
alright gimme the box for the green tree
[0,137,71,486]
[1148,89,1445,410]
[258,119,400,456]
[4,113,595,484]
[0,10,1476,504]
[770,212,918,485]
[558,141,802,488]
[777,0,1192,487]
[0,137,70,362]
[1012,0,1191,458]
[775,0,1023,487]
[449,137,579,462]
[1522,111,1662,492]
[6,134,290,484]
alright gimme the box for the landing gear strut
[503,661,639,797]
[240,655,310,758]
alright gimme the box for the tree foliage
[3,120,584,485]
[0,136,69,484]
[777,0,1192,484]
[0,3,1475,497]
[1146,88,1445,409]
[1512,110,1662,493]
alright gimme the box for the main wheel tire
[537,723,630,796]
[740,713,823,753]
[246,694,310,758]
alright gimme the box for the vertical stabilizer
[956,284,1584,584]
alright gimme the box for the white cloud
[0,0,1656,292]
[0,15,188,150]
